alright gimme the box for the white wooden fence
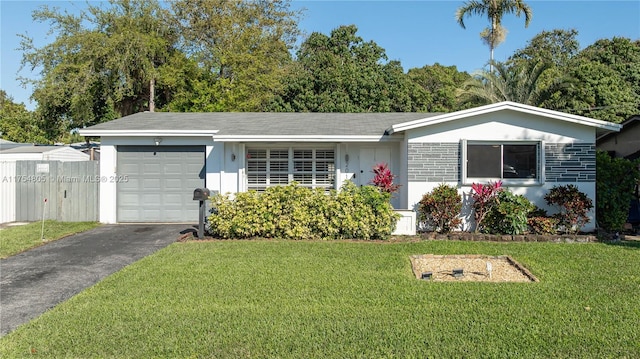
[0,161,17,223]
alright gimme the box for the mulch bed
[410,254,539,282]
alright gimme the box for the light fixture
[345,154,350,162]
[453,268,464,278]
[153,137,162,146]
[420,272,433,280]
[231,153,236,161]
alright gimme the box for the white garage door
[117,146,205,222]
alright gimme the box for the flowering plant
[371,162,400,194]
[470,180,503,232]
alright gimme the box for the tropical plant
[526,207,558,235]
[544,184,593,234]
[418,184,462,233]
[456,0,532,68]
[483,189,535,234]
[469,181,503,233]
[457,60,573,106]
[527,217,558,235]
[371,162,401,194]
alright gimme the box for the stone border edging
[419,232,597,243]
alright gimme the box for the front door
[358,147,390,187]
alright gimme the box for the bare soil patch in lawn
[410,254,538,282]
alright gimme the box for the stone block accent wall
[408,143,459,182]
[545,143,596,182]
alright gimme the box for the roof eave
[78,129,219,137]
[389,101,623,134]
[212,135,397,143]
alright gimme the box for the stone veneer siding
[408,142,595,183]
[408,143,459,182]
[545,143,596,182]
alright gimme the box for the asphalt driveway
[0,224,192,336]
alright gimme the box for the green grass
[1,240,639,358]
[0,221,100,258]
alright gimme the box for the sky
[1,0,639,111]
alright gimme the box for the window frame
[461,139,544,186]
[246,146,336,192]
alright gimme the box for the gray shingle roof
[0,145,67,154]
[82,112,441,137]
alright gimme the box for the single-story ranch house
[79,101,621,232]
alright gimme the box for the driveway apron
[0,224,191,336]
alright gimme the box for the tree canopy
[509,29,579,68]
[267,25,429,112]
[0,90,48,144]
[408,64,471,112]
[19,0,177,139]
[170,0,301,111]
[16,0,301,140]
[3,0,638,143]
[545,37,640,123]
[461,32,640,123]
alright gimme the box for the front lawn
[0,221,100,259]
[1,240,639,357]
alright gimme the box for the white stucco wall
[407,181,597,232]
[98,136,216,223]
[407,111,595,144]
[217,142,405,208]
[336,141,404,209]
[97,138,407,223]
[405,110,599,232]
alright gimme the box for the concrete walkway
[0,224,193,336]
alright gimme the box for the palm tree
[456,60,574,107]
[456,0,533,69]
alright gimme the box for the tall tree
[0,90,48,144]
[457,60,570,107]
[19,0,176,139]
[407,63,471,112]
[506,29,580,108]
[543,37,640,123]
[509,29,579,68]
[554,58,637,123]
[456,0,532,68]
[171,0,301,111]
[577,38,640,107]
[268,25,428,112]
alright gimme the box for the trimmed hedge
[207,182,400,240]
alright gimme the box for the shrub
[544,184,593,233]
[484,189,535,235]
[526,206,558,235]
[527,217,559,235]
[470,181,503,233]
[418,184,462,233]
[207,182,400,240]
[596,151,640,231]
